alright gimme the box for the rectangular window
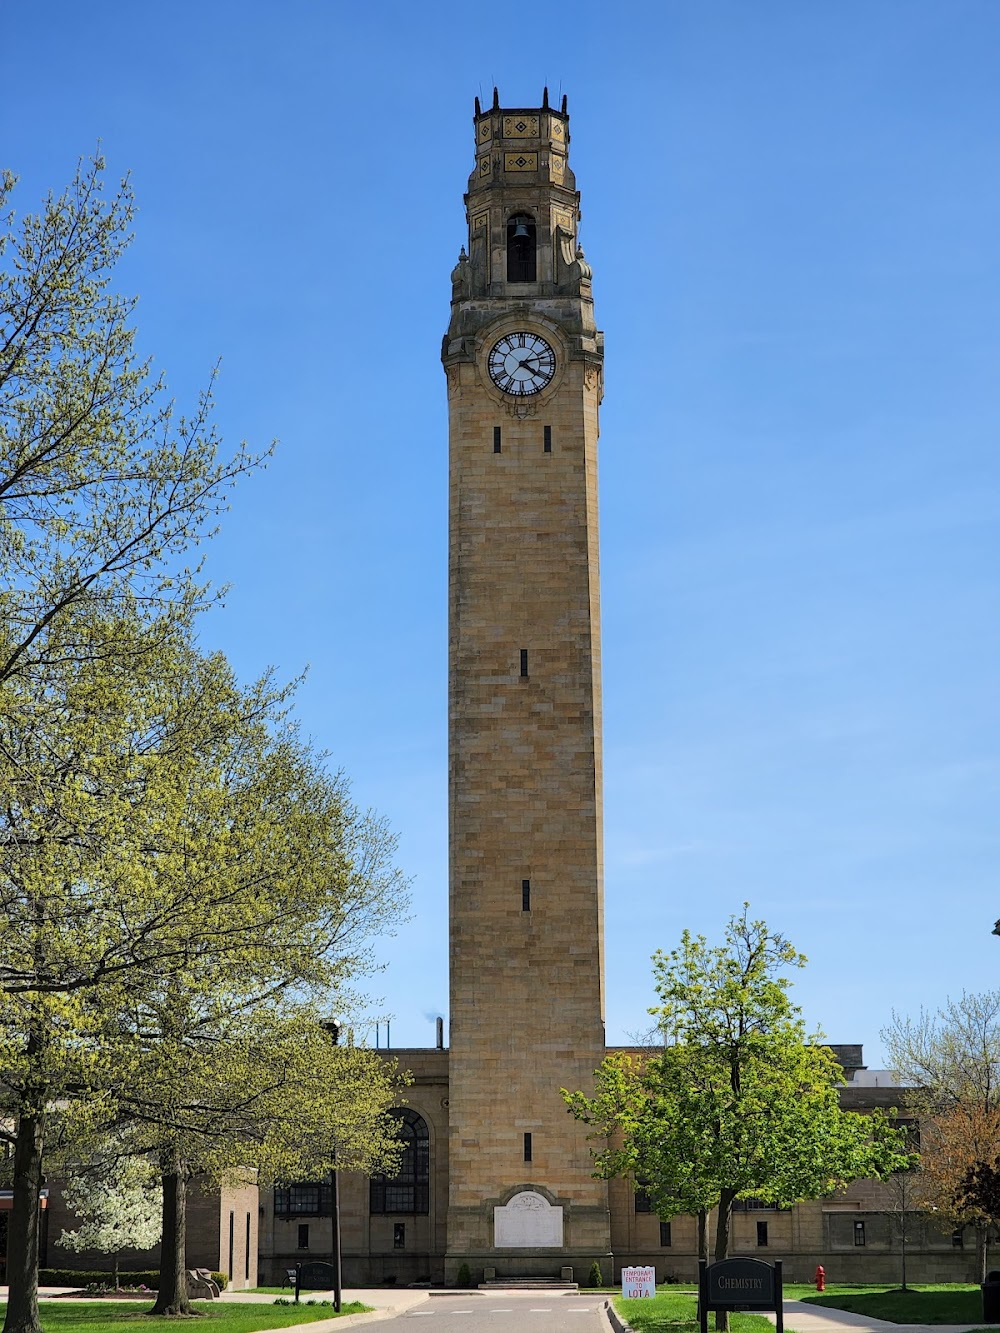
[228,1211,235,1279]
[297,1224,309,1250]
[854,1220,866,1247]
[274,1183,332,1217]
[659,1221,671,1247]
[952,1228,964,1248]
[543,425,552,453]
[524,1132,532,1163]
[394,1223,406,1249]
[522,879,531,911]
[246,1212,251,1279]
[634,1183,652,1214]
[520,649,528,677]
[493,426,502,453]
[756,1221,768,1247]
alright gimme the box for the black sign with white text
[699,1258,783,1333]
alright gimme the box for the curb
[605,1298,634,1333]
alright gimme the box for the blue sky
[6,1,999,1065]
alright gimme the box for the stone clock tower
[442,90,610,1277]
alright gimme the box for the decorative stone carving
[493,1190,564,1248]
[451,249,471,301]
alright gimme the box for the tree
[0,149,263,1333]
[565,908,910,1326]
[0,155,262,693]
[883,991,1000,1278]
[0,627,410,1328]
[883,1162,922,1292]
[913,1102,1000,1278]
[117,1014,405,1316]
[56,1155,162,1289]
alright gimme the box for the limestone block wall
[446,329,609,1270]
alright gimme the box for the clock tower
[442,90,610,1277]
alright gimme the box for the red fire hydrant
[815,1266,826,1292]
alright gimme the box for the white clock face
[488,332,556,396]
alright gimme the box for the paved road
[396,1291,609,1333]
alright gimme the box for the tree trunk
[697,1209,709,1263]
[151,1154,196,1316]
[713,1188,738,1331]
[3,1111,45,1333]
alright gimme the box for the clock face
[488,332,556,396]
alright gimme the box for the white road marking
[529,1309,552,1313]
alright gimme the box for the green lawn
[797,1283,983,1324]
[2,1300,371,1331]
[616,1283,994,1330]
[615,1289,775,1333]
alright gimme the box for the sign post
[621,1266,656,1299]
[699,1258,783,1333]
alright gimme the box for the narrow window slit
[519,649,528,677]
[493,426,502,453]
[543,425,552,453]
[523,1132,532,1163]
[522,879,531,911]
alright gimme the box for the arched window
[370,1109,429,1215]
[506,214,536,282]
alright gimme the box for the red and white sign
[621,1266,656,1298]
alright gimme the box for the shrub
[456,1262,472,1287]
[588,1261,604,1288]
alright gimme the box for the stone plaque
[494,1190,564,1248]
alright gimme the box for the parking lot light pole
[325,1018,343,1314]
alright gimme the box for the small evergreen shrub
[456,1262,472,1287]
[587,1261,604,1288]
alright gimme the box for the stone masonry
[441,92,610,1277]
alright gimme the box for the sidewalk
[767,1300,981,1333]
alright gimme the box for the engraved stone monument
[493,1190,564,1248]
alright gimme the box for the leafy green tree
[0,149,265,1333]
[120,1016,405,1316]
[565,908,910,1325]
[0,627,410,1329]
[0,155,262,694]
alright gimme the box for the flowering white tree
[57,1160,162,1288]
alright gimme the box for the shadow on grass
[803,1288,983,1325]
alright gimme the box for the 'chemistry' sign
[698,1258,783,1333]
